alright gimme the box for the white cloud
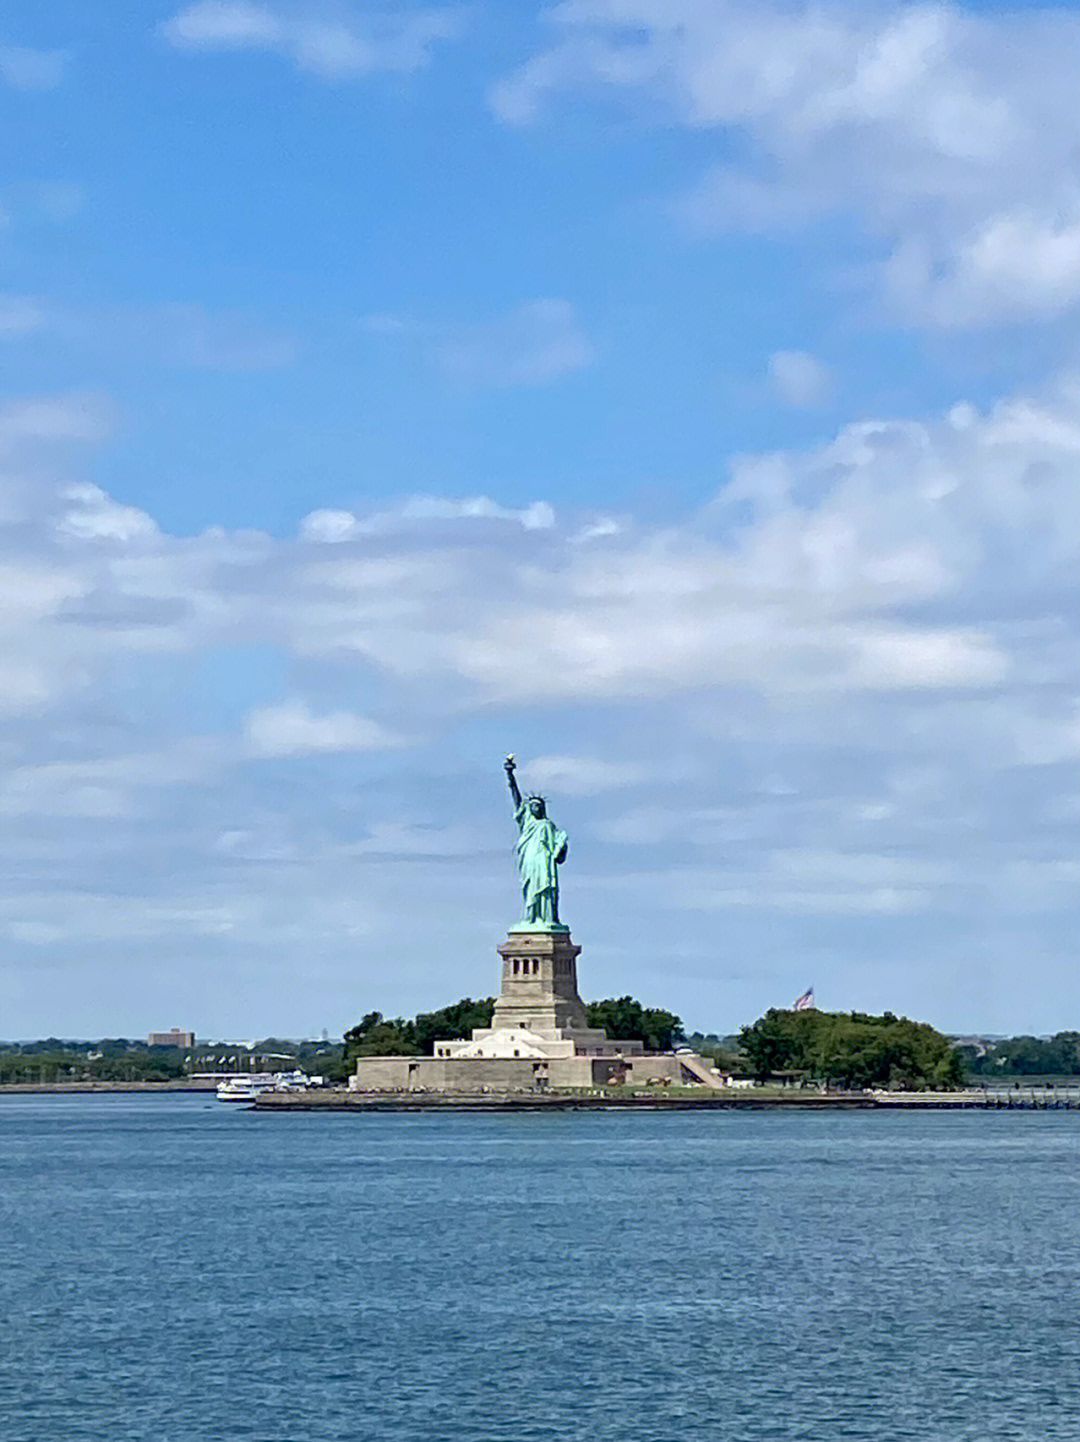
[299,496,555,541]
[584,855,938,916]
[0,660,60,715]
[0,563,84,620]
[436,299,595,385]
[844,625,1006,691]
[300,509,362,543]
[0,740,224,818]
[0,391,114,455]
[400,496,556,528]
[0,45,68,91]
[0,890,243,944]
[14,377,1080,1029]
[3,378,1072,733]
[0,296,295,370]
[162,2,464,80]
[6,920,64,945]
[494,1,1080,325]
[900,209,1080,326]
[345,820,482,859]
[165,0,279,45]
[572,517,622,544]
[58,485,159,544]
[244,700,402,756]
[524,755,649,795]
[768,350,833,408]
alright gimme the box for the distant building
[146,1028,195,1048]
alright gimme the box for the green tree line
[739,1008,963,1090]
[0,1037,346,1084]
[958,1032,1080,1078]
[0,1040,189,1084]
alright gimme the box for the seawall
[252,1087,1080,1113]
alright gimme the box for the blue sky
[5,0,1080,1039]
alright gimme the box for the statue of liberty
[504,754,568,930]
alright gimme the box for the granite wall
[350,1052,699,1093]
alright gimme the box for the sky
[5,0,1080,1040]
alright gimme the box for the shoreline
[256,1090,871,1111]
[253,1087,1080,1112]
[3,1083,1078,1110]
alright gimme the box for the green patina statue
[504,754,569,931]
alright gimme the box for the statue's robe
[514,804,568,924]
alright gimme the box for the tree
[585,997,684,1052]
[737,1008,823,1080]
[343,1012,418,1061]
[412,998,495,1055]
[739,1008,963,1090]
[962,1031,1080,1079]
[343,998,497,1065]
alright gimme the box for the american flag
[793,988,815,1011]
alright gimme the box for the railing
[875,1086,1080,1108]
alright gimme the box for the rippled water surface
[3,1096,1080,1441]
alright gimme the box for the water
[2,1097,1079,1442]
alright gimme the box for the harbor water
[2,1094,1079,1441]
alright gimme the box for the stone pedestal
[492,928,588,1034]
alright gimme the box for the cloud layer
[9,2,1080,1039]
[6,371,1080,1033]
[493,1,1080,325]
[162,1,464,80]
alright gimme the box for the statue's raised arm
[504,753,523,810]
[503,754,569,930]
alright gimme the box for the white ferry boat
[215,1069,319,1101]
[216,1074,277,1102]
[271,1069,312,1092]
